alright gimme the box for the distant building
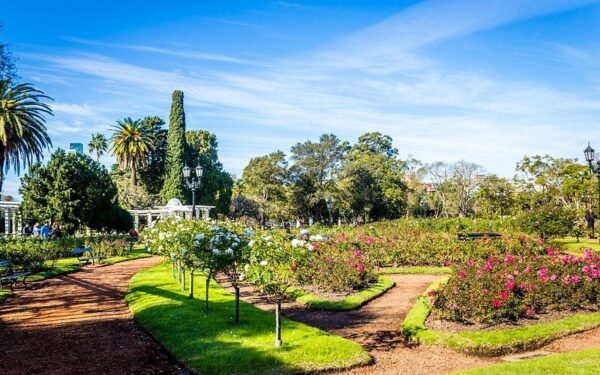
[68,143,83,155]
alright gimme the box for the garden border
[401,277,600,356]
[287,276,395,311]
[378,266,453,275]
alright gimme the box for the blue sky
[2,0,600,197]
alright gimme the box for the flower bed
[431,248,599,324]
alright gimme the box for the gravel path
[0,256,184,375]
[233,274,499,375]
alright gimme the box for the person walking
[32,222,41,237]
[40,223,50,240]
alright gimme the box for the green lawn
[288,276,394,310]
[455,348,600,374]
[553,237,600,255]
[27,247,151,282]
[126,264,371,374]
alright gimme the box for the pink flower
[457,270,466,279]
[505,280,516,291]
[499,291,510,300]
[482,289,489,295]
[537,267,548,278]
[468,258,475,267]
[525,306,535,317]
[484,262,493,272]
[428,290,437,297]
[356,263,365,273]
[492,298,503,308]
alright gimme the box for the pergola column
[134,213,140,229]
[12,210,17,234]
[4,208,10,234]
[147,212,153,226]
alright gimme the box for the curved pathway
[0,257,184,375]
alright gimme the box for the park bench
[71,247,105,266]
[457,232,502,241]
[0,260,31,290]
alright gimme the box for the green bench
[71,247,106,266]
[0,260,31,290]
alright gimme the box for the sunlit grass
[126,264,371,374]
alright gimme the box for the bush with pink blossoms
[432,248,600,324]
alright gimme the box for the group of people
[22,222,61,239]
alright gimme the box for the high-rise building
[68,143,83,155]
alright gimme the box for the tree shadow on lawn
[128,282,345,375]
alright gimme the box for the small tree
[246,232,297,347]
[517,205,578,239]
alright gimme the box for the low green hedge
[288,276,395,311]
[401,277,600,356]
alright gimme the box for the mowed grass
[28,246,151,282]
[553,237,600,255]
[126,264,371,374]
[455,348,600,375]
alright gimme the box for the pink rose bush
[432,248,600,323]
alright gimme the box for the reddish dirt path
[0,257,184,375]
[232,274,499,375]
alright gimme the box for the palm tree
[88,133,107,161]
[0,81,53,194]
[109,117,154,188]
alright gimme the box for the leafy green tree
[0,81,53,194]
[20,150,132,233]
[160,90,187,202]
[88,133,107,161]
[242,151,289,226]
[138,116,167,195]
[517,205,577,239]
[475,175,515,217]
[0,27,17,82]
[109,117,154,189]
[290,134,350,221]
[185,130,233,215]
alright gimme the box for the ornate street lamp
[183,164,203,219]
[584,143,600,236]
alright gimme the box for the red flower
[505,280,516,291]
[428,290,437,297]
[457,270,466,279]
[499,291,510,300]
[492,298,503,308]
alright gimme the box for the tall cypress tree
[160,90,187,202]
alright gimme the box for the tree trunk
[234,285,240,325]
[275,300,282,347]
[131,166,137,188]
[0,157,4,198]
[171,260,176,279]
[189,269,194,298]
[181,267,186,291]
[205,276,210,313]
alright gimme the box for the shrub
[432,248,600,324]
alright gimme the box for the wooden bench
[71,247,106,266]
[457,232,502,241]
[0,260,31,290]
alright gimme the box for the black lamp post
[183,164,203,219]
[584,143,600,233]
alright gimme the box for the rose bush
[431,247,600,323]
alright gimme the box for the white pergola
[129,198,215,228]
[0,201,21,235]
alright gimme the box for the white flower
[210,225,220,231]
[260,260,268,266]
[307,244,314,251]
[212,249,220,255]
[158,245,164,251]
[248,240,255,247]
[291,239,306,248]
[225,248,234,255]
[263,235,272,241]
[195,234,205,241]
[313,234,326,241]
[239,273,245,281]
[244,229,255,237]
[300,229,309,236]
[193,240,200,247]
[159,233,166,240]
[244,264,250,272]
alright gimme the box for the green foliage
[138,116,167,195]
[20,149,132,233]
[88,133,107,161]
[517,205,578,239]
[433,249,599,324]
[185,130,233,214]
[160,90,187,202]
[0,80,53,193]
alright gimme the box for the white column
[147,213,153,226]
[134,213,140,228]
[4,208,10,234]
[12,210,17,234]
